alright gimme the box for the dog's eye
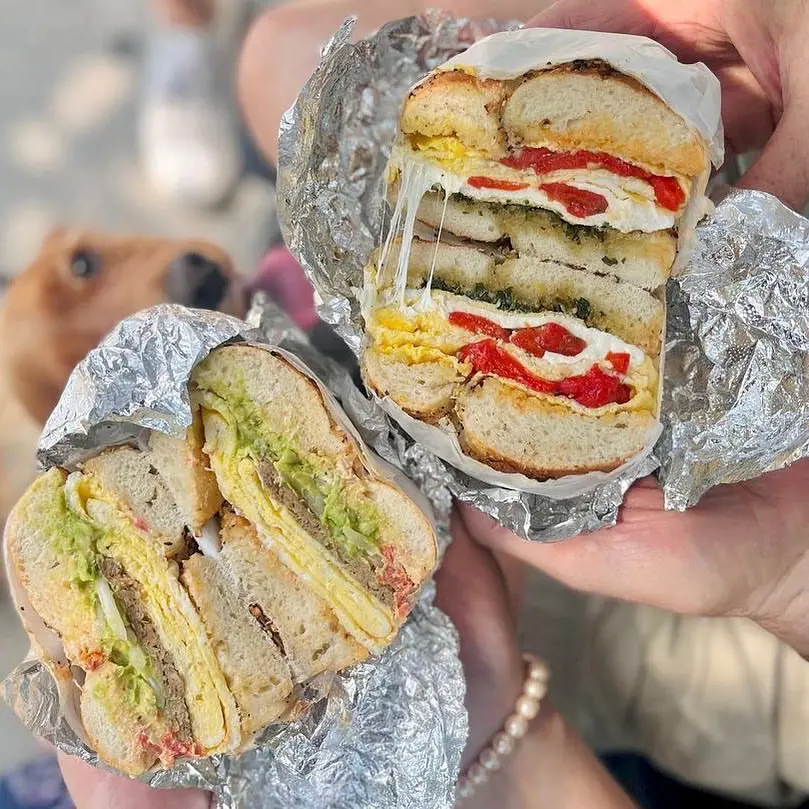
[70,249,100,278]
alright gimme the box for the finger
[458,482,715,614]
[737,97,809,211]
[58,752,211,809]
[713,63,775,155]
[527,0,659,35]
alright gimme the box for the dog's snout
[166,251,230,310]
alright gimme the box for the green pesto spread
[431,277,593,323]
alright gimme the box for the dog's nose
[165,251,230,310]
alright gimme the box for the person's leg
[237,0,553,167]
[141,0,243,208]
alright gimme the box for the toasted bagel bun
[457,376,654,477]
[402,63,708,178]
[400,70,510,158]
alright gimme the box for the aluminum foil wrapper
[278,13,809,540]
[3,301,467,809]
[659,190,809,509]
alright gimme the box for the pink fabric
[248,246,319,330]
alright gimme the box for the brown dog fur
[0,229,244,548]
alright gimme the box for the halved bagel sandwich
[361,29,720,483]
[5,345,437,776]
[394,56,712,235]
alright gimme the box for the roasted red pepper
[557,365,632,408]
[448,311,510,341]
[458,339,557,395]
[501,147,685,211]
[510,322,586,358]
[467,176,530,191]
[539,182,609,217]
[606,351,631,375]
[458,339,632,408]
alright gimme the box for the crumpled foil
[278,13,809,540]
[658,190,809,509]
[3,301,467,809]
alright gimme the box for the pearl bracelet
[455,654,550,804]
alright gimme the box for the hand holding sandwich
[465,459,809,660]
[529,0,809,211]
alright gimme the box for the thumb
[58,752,211,809]
[737,97,809,211]
[526,0,658,34]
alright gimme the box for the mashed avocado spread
[196,379,382,561]
[40,470,160,713]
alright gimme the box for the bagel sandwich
[361,32,716,483]
[5,345,437,775]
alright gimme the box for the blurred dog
[0,229,244,551]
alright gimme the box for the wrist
[460,690,560,809]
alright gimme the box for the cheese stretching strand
[363,47,713,480]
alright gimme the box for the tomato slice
[557,365,632,408]
[501,147,685,212]
[510,323,586,358]
[467,176,530,191]
[448,311,510,341]
[606,351,631,375]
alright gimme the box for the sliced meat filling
[98,557,193,743]
[255,460,396,610]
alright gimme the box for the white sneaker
[140,23,242,208]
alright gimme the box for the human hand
[437,505,635,808]
[57,752,209,809]
[434,505,527,769]
[528,0,809,210]
[464,460,809,658]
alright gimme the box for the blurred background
[0,0,278,285]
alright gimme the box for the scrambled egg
[409,134,490,170]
